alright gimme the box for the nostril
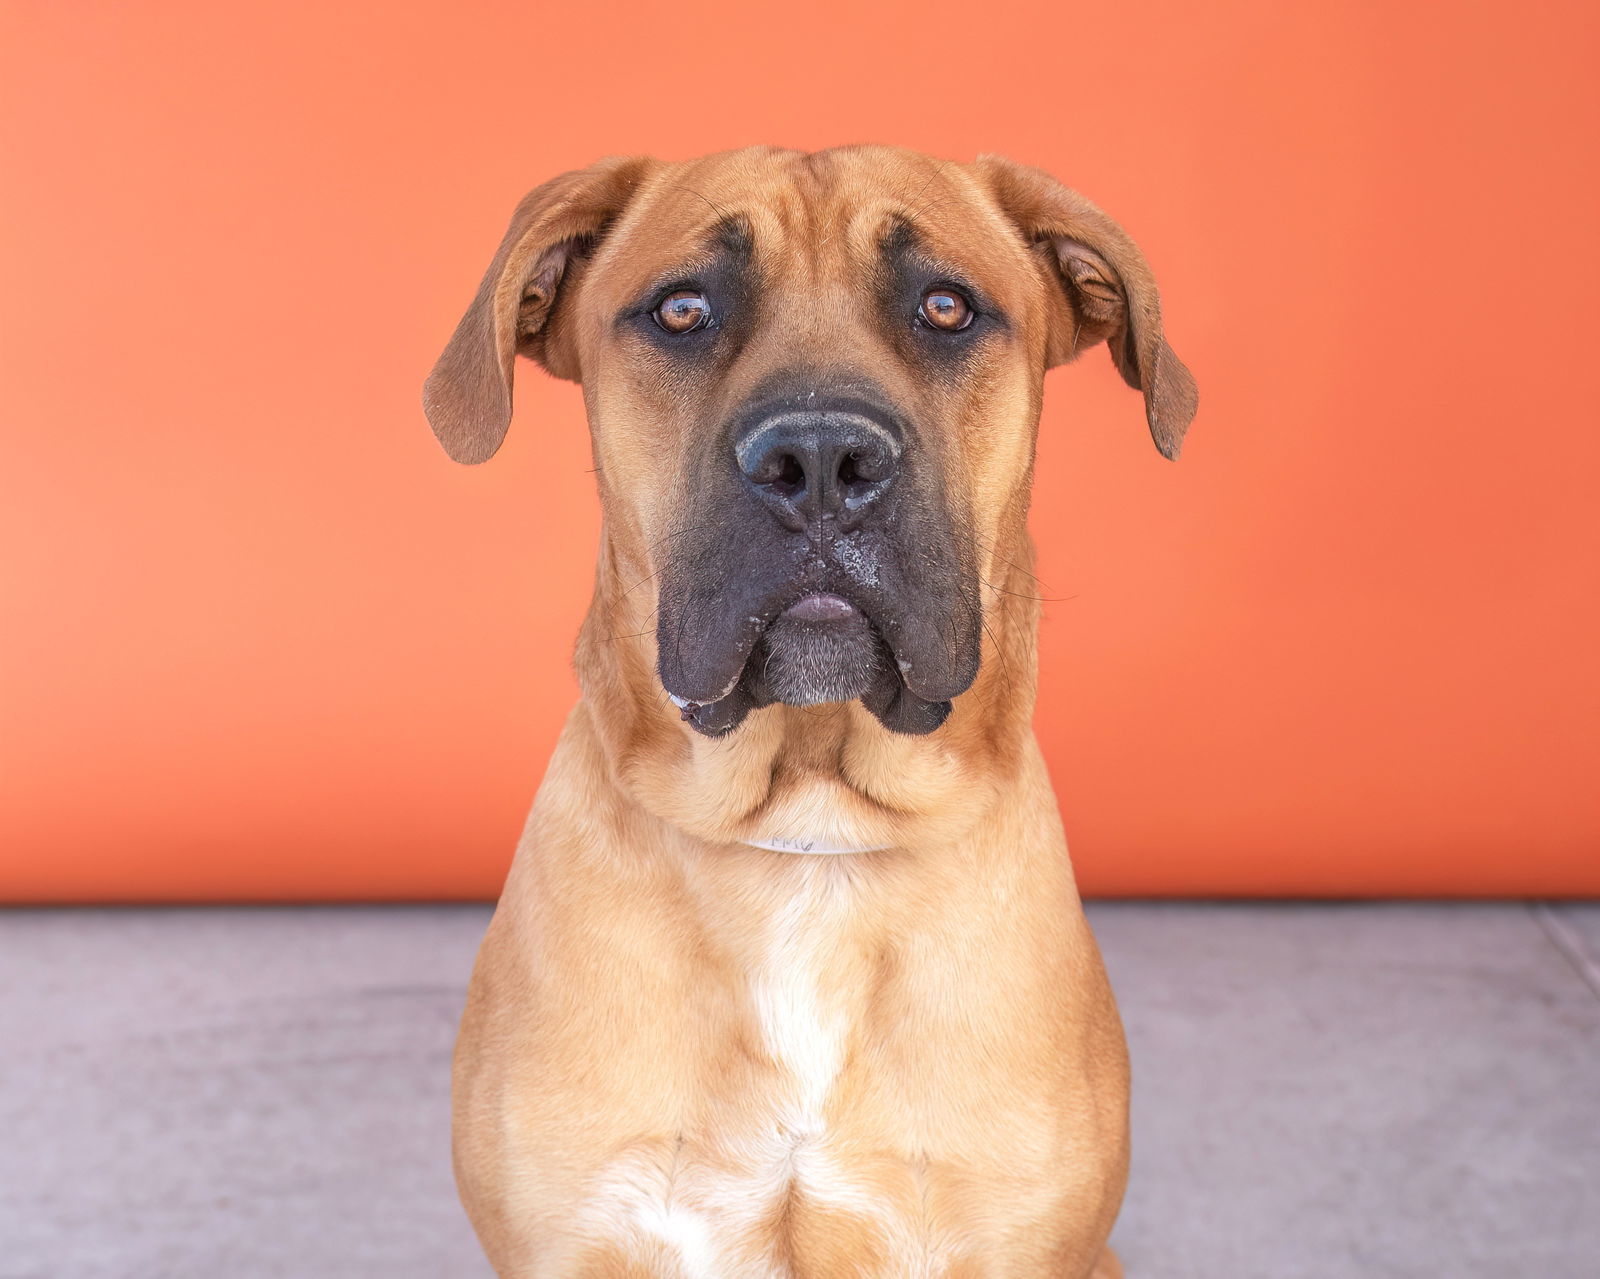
[775,453,805,491]
[744,446,807,492]
[840,445,893,487]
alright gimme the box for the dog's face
[425,147,1194,738]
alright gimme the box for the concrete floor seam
[1531,903,1600,1003]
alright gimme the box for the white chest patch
[754,878,849,1127]
[570,870,947,1275]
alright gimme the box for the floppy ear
[976,155,1198,459]
[422,156,656,464]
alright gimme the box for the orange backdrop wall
[3,1,1597,901]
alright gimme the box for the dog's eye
[655,290,712,334]
[918,288,973,332]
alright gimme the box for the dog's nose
[734,411,900,529]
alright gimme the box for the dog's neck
[570,524,1043,854]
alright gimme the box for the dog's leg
[1089,1244,1125,1278]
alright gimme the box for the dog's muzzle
[656,386,980,740]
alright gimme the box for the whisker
[681,185,733,224]
[644,523,718,557]
[980,615,1012,682]
[606,604,661,644]
[976,536,1050,587]
[619,565,666,598]
[980,575,1075,604]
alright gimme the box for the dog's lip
[779,592,860,624]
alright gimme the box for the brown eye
[919,288,972,331]
[655,290,712,334]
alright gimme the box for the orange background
[3,1,1597,901]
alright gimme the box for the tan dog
[423,145,1196,1278]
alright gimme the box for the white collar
[745,835,892,855]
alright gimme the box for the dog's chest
[575,875,952,1276]
[750,872,852,1136]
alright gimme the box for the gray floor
[1,904,1596,1278]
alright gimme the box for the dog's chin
[756,608,882,707]
[673,593,955,739]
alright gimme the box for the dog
[423,145,1196,1278]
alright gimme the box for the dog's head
[424,147,1194,739]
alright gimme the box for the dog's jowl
[425,145,1195,1278]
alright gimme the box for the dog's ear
[976,155,1197,459]
[422,156,656,464]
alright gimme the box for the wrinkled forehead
[588,147,1038,306]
